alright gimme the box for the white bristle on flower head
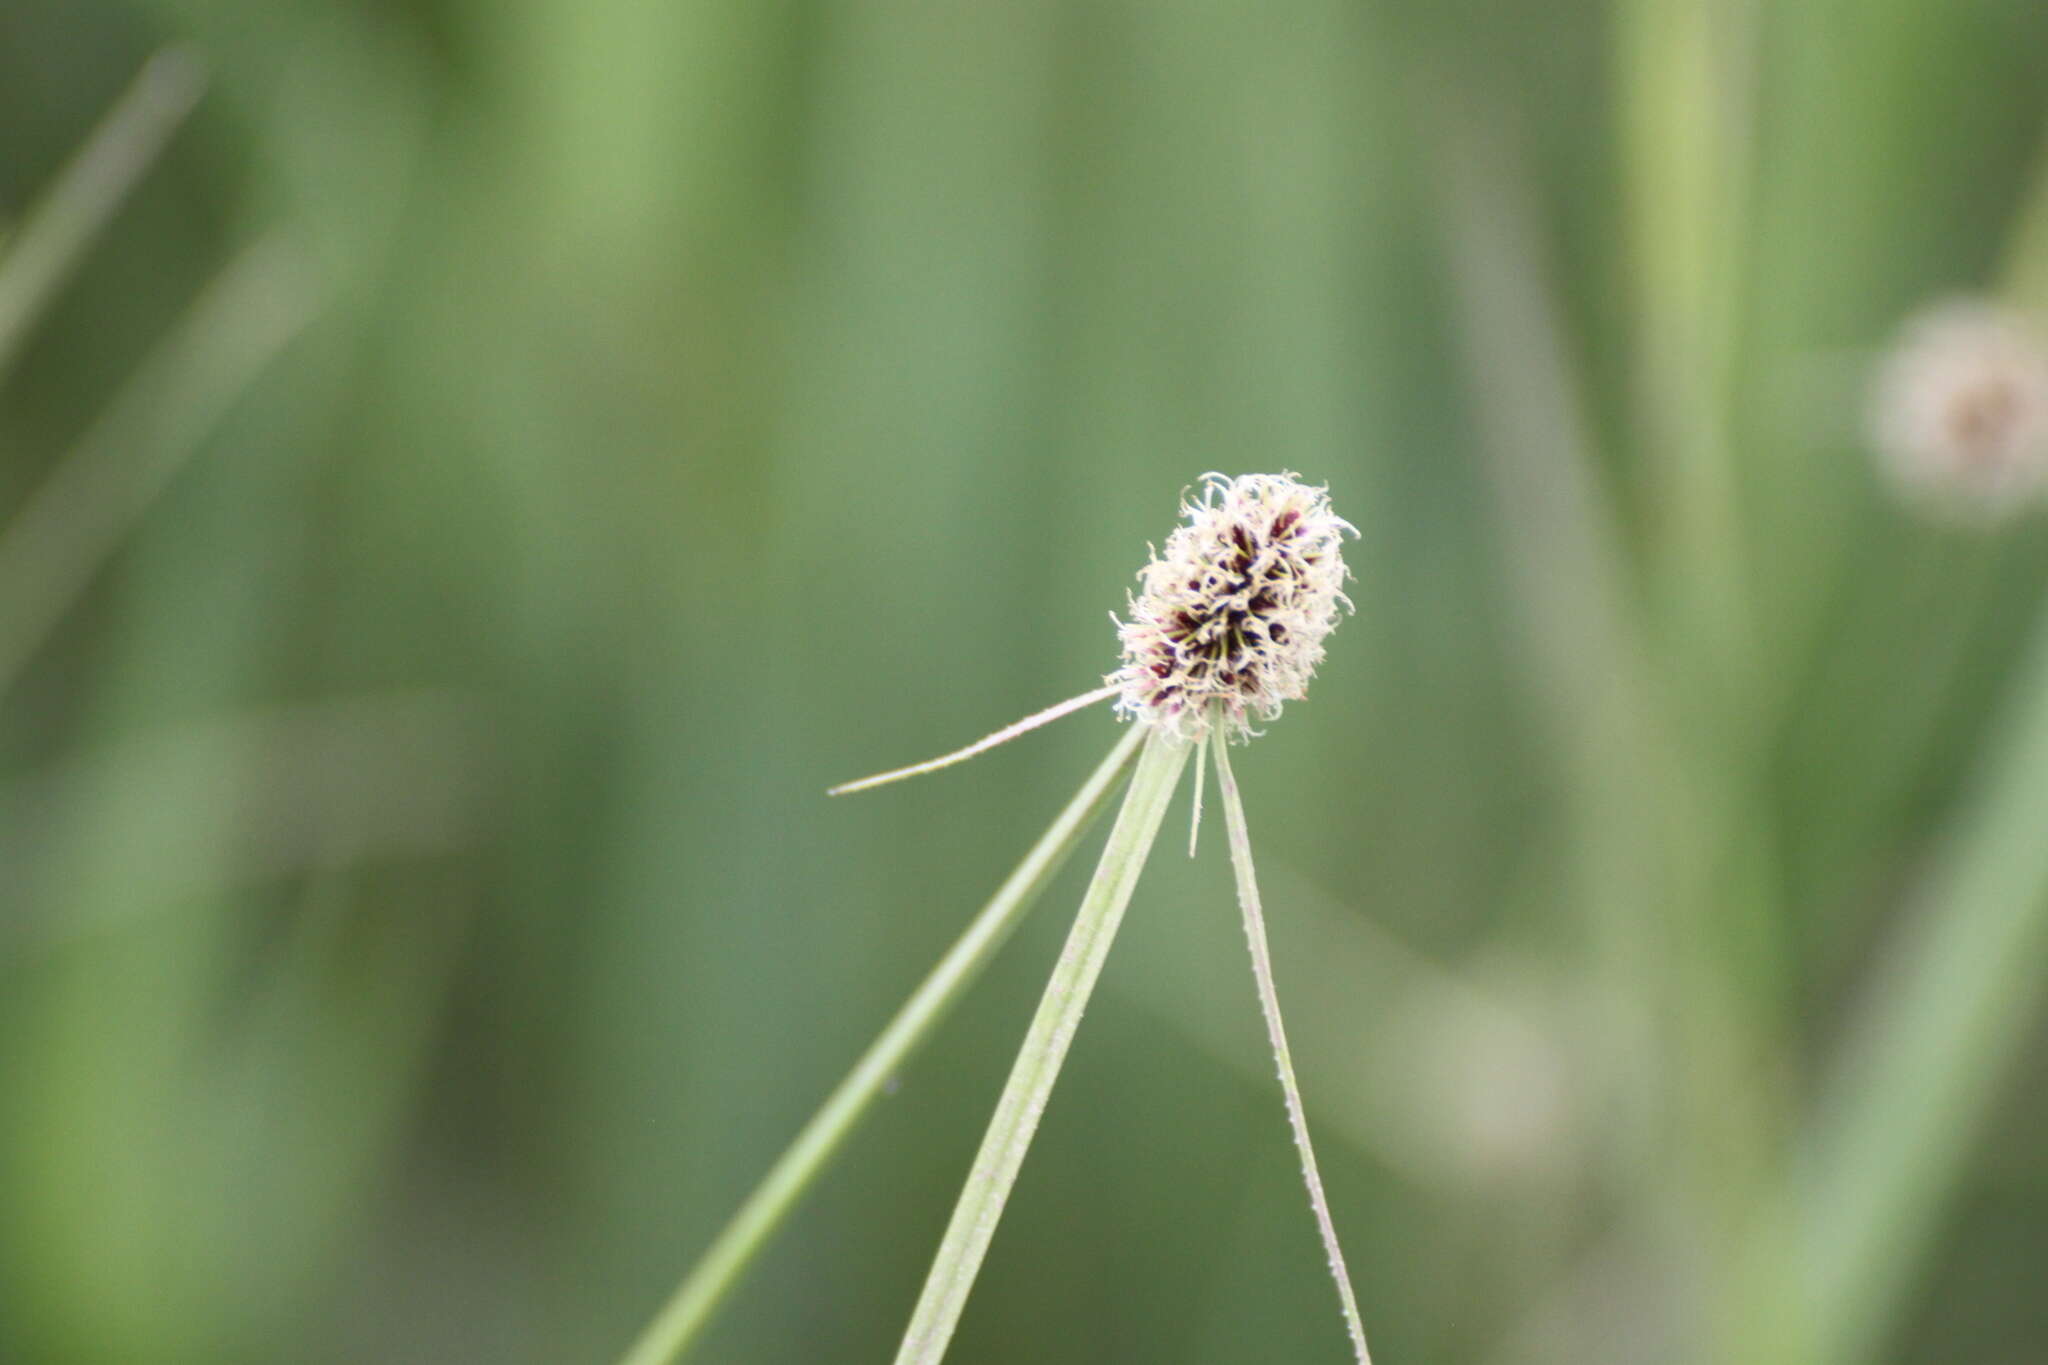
[1109,472,1355,744]
[1871,299,2048,519]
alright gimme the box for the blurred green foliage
[3,1,2048,1362]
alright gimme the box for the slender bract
[828,685,1121,795]
[893,728,1189,1364]
[616,724,1145,1365]
[1213,730,1373,1364]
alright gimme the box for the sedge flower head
[1110,472,1355,744]
[1871,299,2048,520]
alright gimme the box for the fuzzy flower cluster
[1871,299,2048,520]
[1109,472,1354,743]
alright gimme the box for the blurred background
[5,1,2048,1362]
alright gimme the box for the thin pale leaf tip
[828,685,1118,796]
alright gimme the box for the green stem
[893,727,1189,1365]
[615,722,1146,1365]
[0,47,207,378]
[1211,731,1372,1365]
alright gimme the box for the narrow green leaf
[893,726,1189,1365]
[616,721,1147,1365]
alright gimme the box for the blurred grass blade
[893,728,1188,1365]
[1800,608,2048,1365]
[1210,732,1372,1363]
[0,46,208,378]
[617,722,1146,1365]
[1996,116,2048,314]
[0,235,317,700]
[1428,91,1649,753]
[1613,0,1755,696]
[1,690,489,952]
[1429,85,1672,1175]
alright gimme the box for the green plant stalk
[893,726,1189,1365]
[1211,730,1372,1365]
[0,47,207,378]
[616,721,1145,1365]
[1801,606,2048,1365]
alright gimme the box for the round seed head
[1109,472,1355,743]
[1870,299,2048,521]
